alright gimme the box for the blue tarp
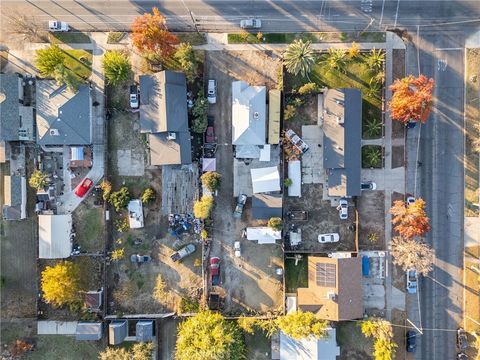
[362,256,370,277]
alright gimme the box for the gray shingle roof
[0,74,21,141]
[323,89,362,197]
[148,132,192,165]
[36,81,92,146]
[139,71,188,133]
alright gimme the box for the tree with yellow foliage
[41,261,82,308]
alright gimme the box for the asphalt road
[406,29,466,360]
[1,0,480,34]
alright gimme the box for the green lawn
[63,49,93,80]
[174,32,207,45]
[228,32,386,44]
[49,32,91,44]
[73,207,103,252]
[285,53,383,138]
[285,257,308,293]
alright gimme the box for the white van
[48,20,69,32]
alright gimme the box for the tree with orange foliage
[390,198,430,238]
[388,74,434,124]
[131,7,179,58]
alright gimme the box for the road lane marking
[435,48,462,51]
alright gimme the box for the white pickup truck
[171,244,196,262]
[48,20,69,32]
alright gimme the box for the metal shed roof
[76,322,103,341]
[136,320,154,342]
[38,214,72,258]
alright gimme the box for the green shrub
[284,105,296,121]
[110,186,130,212]
[268,217,283,231]
[297,82,318,95]
[200,172,221,192]
[35,44,65,77]
[141,188,156,204]
[102,50,131,85]
[192,89,208,133]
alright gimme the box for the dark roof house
[84,289,103,312]
[0,73,35,142]
[323,89,362,198]
[109,320,128,345]
[297,256,363,321]
[36,81,92,147]
[252,193,283,219]
[139,71,191,166]
[136,320,155,342]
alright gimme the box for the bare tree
[390,236,435,275]
[7,15,47,42]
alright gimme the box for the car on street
[240,18,262,29]
[130,85,139,109]
[361,182,377,190]
[48,20,69,32]
[207,79,217,104]
[406,269,417,294]
[337,199,348,220]
[171,244,196,262]
[205,126,215,143]
[75,178,93,197]
[234,241,241,257]
[406,196,416,206]
[233,193,247,219]
[210,257,220,286]
[130,254,151,263]
[318,233,340,243]
[406,330,417,352]
[457,328,468,351]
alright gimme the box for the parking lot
[205,50,284,314]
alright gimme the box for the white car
[130,85,139,109]
[48,20,69,32]
[207,79,216,104]
[361,182,377,190]
[234,241,241,257]
[240,19,262,29]
[337,199,348,220]
[318,233,340,243]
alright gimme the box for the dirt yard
[357,190,386,250]
[284,184,357,253]
[205,50,284,314]
[336,321,373,360]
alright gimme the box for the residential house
[0,73,35,143]
[3,175,26,220]
[296,256,363,321]
[36,81,92,148]
[139,71,191,166]
[38,214,72,259]
[323,89,362,198]
[252,193,282,220]
[232,80,267,158]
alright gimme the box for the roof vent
[253,111,259,120]
[166,132,176,140]
[50,129,60,136]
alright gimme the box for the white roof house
[246,227,282,244]
[232,81,266,158]
[38,214,72,258]
[127,200,144,229]
[251,166,280,194]
[288,160,302,197]
[279,328,340,360]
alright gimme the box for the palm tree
[322,48,347,72]
[283,39,317,78]
[364,118,382,138]
[366,78,382,99]
[366,48,385,70]
[363,146,382,168]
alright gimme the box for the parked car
[205,126,215,143]
[406,196,416,206]
[406,330,417,352]
[361,182,377,190]
[48,20,69,32]
[210,257,220,286]
[457,328,468,351]
[318,233,340,243]
[130,85,139,109]
[75,178,93,198]
[130,254,151,263]
[406,269,417,294]
[337,199,348,220]
[234,241,241,257]
[233,193,247,218]
[240,19,262,29]
[207,79,217,104]
[171,244,196,262]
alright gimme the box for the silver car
[240,19,262,29]
[337,199,348,220]
[318,233,340,243]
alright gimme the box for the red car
[210,257,220,286]
[75,178,93,197]
[205,126,215,143]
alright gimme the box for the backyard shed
[250,166,280,194]
[76,322,103,341]
[202,157,216,172]
[128,200,144,229]
[38,214,72,258]
[84,289,103,312]
[246,227,282,244]
[109,320,128,345]
[136,320,155,342]
[287,160,301,197]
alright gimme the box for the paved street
[406,29,466,360]
[1,0,480,35]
